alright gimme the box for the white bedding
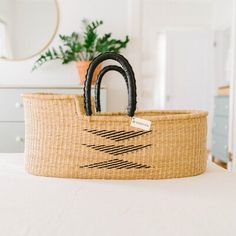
[0,154,236,236]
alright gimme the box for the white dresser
[0,85,107,153]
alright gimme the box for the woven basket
[23,53,208,180]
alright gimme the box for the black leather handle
[95,65,128,112]
[84,52,137,117]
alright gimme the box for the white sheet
[0,154,236,236]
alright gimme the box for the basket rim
[79,110,208,122]
[22,93,78,100]
[22,93,208,121]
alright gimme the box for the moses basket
[23,52,208,180]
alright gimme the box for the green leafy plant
[32,19,129,70]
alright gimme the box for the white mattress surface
[0,154,236,236]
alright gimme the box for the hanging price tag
[131,117,151,131]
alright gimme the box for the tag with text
[131,117,151,131]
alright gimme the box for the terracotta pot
[76,61,102,85]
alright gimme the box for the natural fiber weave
[23,93,207,180]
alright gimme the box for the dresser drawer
[0,88,107,121]
[0,122,25,153]
[214,96,229,117]
[212,116,229,136]
[0,89,25,121]
[212,135,229,162]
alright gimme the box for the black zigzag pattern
[80,158,150,169]
[84,129,151,142]
[82,144,152,156]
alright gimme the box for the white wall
[0,0,133,112]
[211,0,233,89]
[211,0,233,29]
[0,0,233,113]
[140,0,212,109]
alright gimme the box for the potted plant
[32,19,130,85]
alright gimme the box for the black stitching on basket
[80,159,151,169]
[84,129,152,142]
[104,130,136,138]
[112,145,152,156]
[102,145,131,154]
[113,131,152,141]
[88,159,123,169]
[100,130,127,137]
[82,144,152,156]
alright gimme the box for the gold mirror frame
[0,0,60,61]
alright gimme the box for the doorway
[155,29,214,146]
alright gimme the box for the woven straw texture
[23,93,208,180]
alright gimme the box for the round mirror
[0,0,59,60]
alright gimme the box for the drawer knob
[15,136,24,142]
[15,103,23,108]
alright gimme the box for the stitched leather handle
[84,52,137,117]
[95,65,128,112]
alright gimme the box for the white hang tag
[131,117,151,131]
